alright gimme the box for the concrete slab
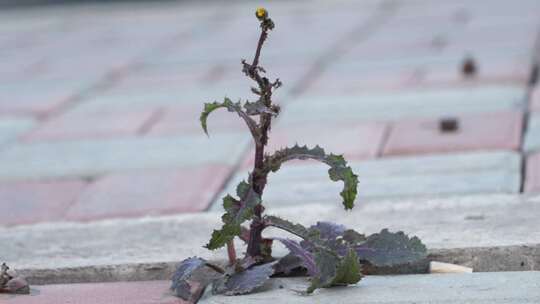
[217,151,521,208]
[1,194,539,284]
[524,114,540,152]
[202,272,540,304]
[280,85,527,125]
[0,133,248,181]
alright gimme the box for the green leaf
[332,249,362,286]
[306,247,340,294]
[200,98,260,141]
[206,182,261,250]
[268,217,362,294]
[263,144,359,210]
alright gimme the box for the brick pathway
[1,0,539,226]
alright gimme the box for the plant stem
[244,15,275,259]
[226,240,237,265]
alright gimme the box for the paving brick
[239,121,388,167]
[382,111,523,156]
[524,114,540,152]
[281,85,527,125]
[0,117,35,146]
[147,105,247,136]
[23,110,158,142]
[0,134,248,181]
[531,86,540,112]
[525,152,540,193]
[65,165,231,221]
[0,280,183,304]
[0,180,87,226]
[214,151,521,209]
[0,81,89,116]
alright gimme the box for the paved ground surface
[1,0,540,302]
[1,272,539,304]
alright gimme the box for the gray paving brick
[280,85,527,125]
[0,133,248,181]
[212,151,521,210]
[0,118,34,146]
[524,114,540,152]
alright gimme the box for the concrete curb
[2,193,539,285]
[16,244,540,285]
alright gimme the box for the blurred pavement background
[0,0,539,226]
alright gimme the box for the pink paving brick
[530,86,540,112]
[240,121,387,168]
[0,180,87,226]
[65,165,231,221]
[147,105,246,136]
[0,86,80,117]
[525,152,540,193]
[23,110,158,142]
[0,280,185,304]
[382,111,523,156]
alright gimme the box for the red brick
[23,110,158,142]
[0,280,185,304]
[531,86,540,112]
[525,152,540,193]
[382,111,523,156]
[147,106,246,136]
[240,121,387,168]
[0,180,87,226]
[65,165,231,221]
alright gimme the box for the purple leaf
[170,257,222,302]
[275,238,318,276]
[214,262,276,295]
[273,254,304,275]
[309,222,346,240]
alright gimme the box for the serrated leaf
[263,144,358,210]
[264,215,314,240]
[171,257,222,301]
[355,229,427,267]
[206,182,261,250]
[214,262,276,296]
[200,97,260,141]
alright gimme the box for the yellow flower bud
[256,7,267,20]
